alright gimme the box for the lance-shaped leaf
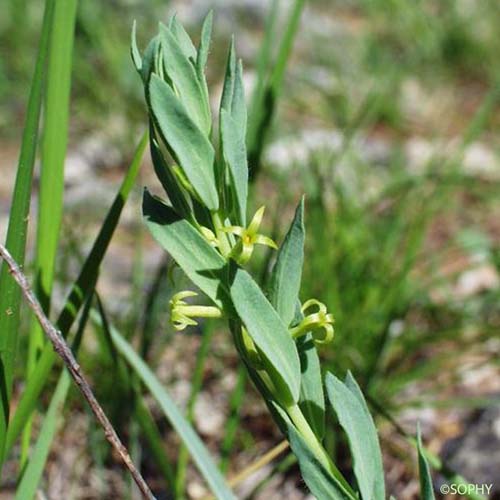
[110,324,236,500]
[219,42,248,224]
[149,128,191,219]
[196,12,213,118]
[143,190,232,312]
[417,426,436,500]
[230,269,301,405]
[268,198,325,437]
[160,23,211,135]
[220,108,248,225]
[268,197,305,326]
[270,402,355,500]
[326,372,385,500]
[149,74,218,210]
[168,15,197,61]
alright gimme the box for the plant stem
[212,211,232,257]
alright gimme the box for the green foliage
[0,0,55,467]
[135,14,449,499]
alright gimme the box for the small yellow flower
[169,291,222,331]
[223,206,278,265]
[289,299,334,345]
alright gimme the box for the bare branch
[0,243,155,500]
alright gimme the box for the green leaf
[168,15,197,61]
[344,372,385,499]
[325,372,385,500]
[220,108,248,225]
[196,11,213,128]
[5,132,148,457]
[15,296,92,500]
[142,190,231,311]
[130,20,142,73]
[271,402,354,500]
[149,74,218,210]
[268,197,305,326]
[230,269,301,405]
[0,0,55,466]
[109,324,236,500]
[197,11,213,76]
[267,198,325,437]
[149,128,191,219]
[297,332,325,439]
[160,23,211,135]
[220,42,246,135]
[15,372,71,500]
[417,426,435,500]
[140,35,159,84]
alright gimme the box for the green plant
[133,14,440,499]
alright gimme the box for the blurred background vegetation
[0,0,499,498]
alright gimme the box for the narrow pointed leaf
[197,11,213,75]
[149,74,218,210]
[143,190,231,311]
[271,402,354,500]
[109,324,236,500]
[0,0,55,465]
[230,269,301,404]
[267,198,325,437]
[160,24,210,134]
[297,331,325,439]
[168,15,197,61]
[131,20,142,73]
[325,372,385,500]
[5,133,147,456]
[220,109,248,225]
[149,129,191,219]
[417,426,435,500]
[268,197,305,326]
[344,372,385,499]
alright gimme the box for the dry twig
[0,243,155,500]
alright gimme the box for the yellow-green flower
[289,299,334,345]
[169,291,222,331]
[223,206,278,265]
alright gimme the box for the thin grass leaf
[5,132,147,457]
[108,321,236,500]
[247,0,305,177]
[23,0,78,462]
[15,295,92,500]
[417,425,435,500]
[220,365,246,473]
[0,0,54,466]
[175,322,215,498]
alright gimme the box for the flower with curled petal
[169,291,222,331]
[289,299,334,345]
[222,206,278,265]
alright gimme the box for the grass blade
[0,0,55,468]
[23,0,78,463]
[247,0,305,177]
[106,320,235,500]
[175,322,215,498]
[5,132,148,457]
[15,295,92,500]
